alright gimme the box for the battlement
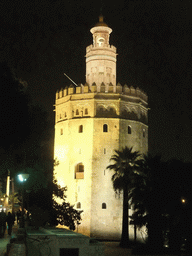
[86,44,116,53]
[55,82,148,103]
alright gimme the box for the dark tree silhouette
[0,62,29,151]
[129,156,192,254]
[107,146,141,248]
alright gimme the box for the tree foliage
[52,176,83,230]
[129,155,191,253]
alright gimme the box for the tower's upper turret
[85,16,117,90]
[90,15,112,47]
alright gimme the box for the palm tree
[129,154,165,252]
[107,146,141,247]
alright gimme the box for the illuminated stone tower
[54,16,148,240]
[86,15,116,89]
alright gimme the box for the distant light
[181,198,186,203]
[18,174,29,182]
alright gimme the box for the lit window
[103,124,108,132]
[102,203,107,209]
[76,109,79,115]
[60,128,63,135]
[143,129,146,138]
[77,202,81,209]
[75,163,84,179]
[128,126,131,134]
[79,125,83,133]
[85,108,88,115]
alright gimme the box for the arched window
[103,124,108,132]
[85,108,88,115]
[128,126,131,134]
[76,109,79,115]
[143,128,146,138]
[79,125,83,133]
[77,202,81,209]
[75,163,84,179]
[102,203,107,209]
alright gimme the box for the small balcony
[75,172,84,179]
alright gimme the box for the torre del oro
[54,16,148,240]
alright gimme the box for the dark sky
[1,0,192,162]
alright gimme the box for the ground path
[104,242,132,256]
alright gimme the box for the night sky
[1,0,192,162]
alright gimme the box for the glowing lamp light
[18,174,29,182]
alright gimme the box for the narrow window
[65,112,67,117]
[104,148,106,154]
[75,163,84,179]
[85,108,88,115]
[103,124,108,132]
[128,126,131,134]
[77,202,81,209]
[76,109,79,115]
[79,148,81,154]
[143,129,146,138]
[79,125,83,133]
[60,113,62,119]
[102,203,107,209]
[60,128,63,135]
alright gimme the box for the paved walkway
[0,223,18,256]
[104,242,132,256]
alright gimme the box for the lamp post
[18,173,29,228]
[4,170,10,212]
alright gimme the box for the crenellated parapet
[55,82,148,103]
[86,44,116,53]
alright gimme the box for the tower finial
[99,14,104,23]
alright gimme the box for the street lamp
[18,174,29,182]
[18,173,29,228]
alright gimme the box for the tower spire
[99,14,104,23]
